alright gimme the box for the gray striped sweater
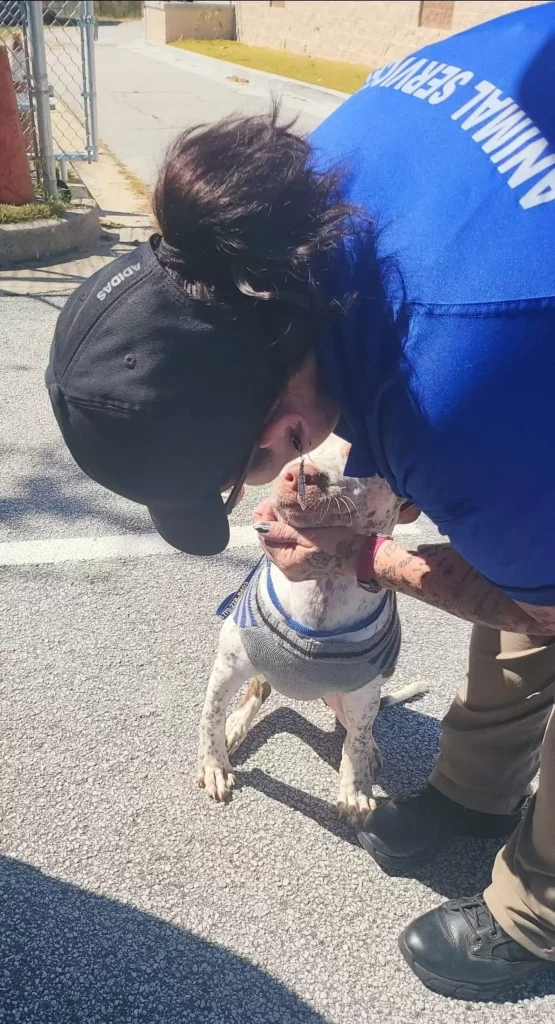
[217,559,401,700]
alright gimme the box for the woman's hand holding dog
[253,500,366,582]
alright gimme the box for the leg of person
[399,706,555,1000]
[431,628,555,814]
[359,627,555,870]
[485,704,555,958]
[391,630,555,1000]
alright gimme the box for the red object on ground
[0,44,35,205]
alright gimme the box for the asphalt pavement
[93,21,343,185]
[1,21,554,1024]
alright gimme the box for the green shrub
[0,198,67,225]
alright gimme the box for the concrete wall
[144,2,235,45]
[234,1,549,68]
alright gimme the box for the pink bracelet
[356,535,393,586]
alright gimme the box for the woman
[47,3,555,1001]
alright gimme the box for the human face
[245,354,340,487]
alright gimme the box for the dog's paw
[336,783,377,827]
[225,708,250,757]
[337,746,380,826]
[197,756,236,802]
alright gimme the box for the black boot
[399,893,555,1001]
[358,784,522,871]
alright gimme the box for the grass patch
[0,198,67,226]
[171,39,369,95]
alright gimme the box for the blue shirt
[311,3,555,606]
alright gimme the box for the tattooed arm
[371,539,554,636]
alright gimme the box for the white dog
[197,435,423,825]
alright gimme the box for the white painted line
[0,525,257,567]
[0,522,423,568]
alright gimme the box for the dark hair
[153,107,369,400]
[153,106,359,306]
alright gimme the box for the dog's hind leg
[225,677,272,756]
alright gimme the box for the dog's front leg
[335,680,382,826]
[197,618,254,802]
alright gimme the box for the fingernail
[254,523,271,534]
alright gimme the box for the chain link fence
[1,0,97,196]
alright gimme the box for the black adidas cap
[46,236,287,555]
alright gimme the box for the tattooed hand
[253,500,366,582]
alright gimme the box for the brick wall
[234,1,550,69]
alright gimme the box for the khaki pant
[430,626,555,961]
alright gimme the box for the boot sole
[398,934,555,1001]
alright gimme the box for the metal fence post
[26,1,57,197]
[84,1,98,161]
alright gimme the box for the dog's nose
[283,462,328,490]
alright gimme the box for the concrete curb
[0,199,101,270]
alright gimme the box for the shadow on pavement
[373,702,439,792]
[231,704,503,894]
[0,444,149,535]
[0,222,148,299]
[232,703,439,850]
[239,767,361,848]
[232,709,555,1003]
[233,700,440,788]
[233,705,345,772]
[0,855,326,1024]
